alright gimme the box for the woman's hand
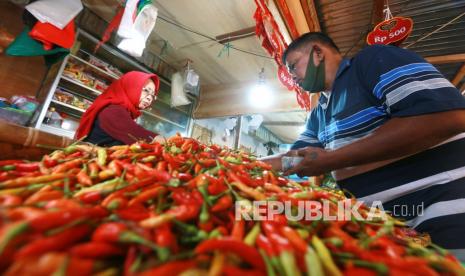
[283,146,331,177]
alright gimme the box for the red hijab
[75,71,160,139]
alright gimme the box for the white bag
[117,3,158,57]
[116,0,139,39]
[25,0,83,29]
[171,72,191,107]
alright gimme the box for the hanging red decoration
[253,0,310,110]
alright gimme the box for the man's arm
[285,109,465,176]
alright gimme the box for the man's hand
[283,146,330,177]
[152,135,166,144]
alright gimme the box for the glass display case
[32,29,195,139]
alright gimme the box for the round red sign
[367,17,413,46]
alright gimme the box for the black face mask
[300,48,325,93]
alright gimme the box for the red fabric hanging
[75,71,160,140]
[29,20,76,50]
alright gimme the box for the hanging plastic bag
[117,3,158,57]
[29,20,75,50]
[171,72,191,107]
[117,0,140,39]
[183,67,200,97]
[25,0,83,30]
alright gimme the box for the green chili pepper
[97,148,107,166]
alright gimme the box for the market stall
[1,0,465,275]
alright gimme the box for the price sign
[367,17,413,46]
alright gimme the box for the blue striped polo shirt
[292,45,465,260]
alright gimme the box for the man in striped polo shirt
[282,32,465,261]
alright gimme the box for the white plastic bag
[183,68,200,96]
[117,3,158,57]
[116,0,139,39]
[171,72,191,107]
[25,0,83,29]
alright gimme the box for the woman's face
[139,79,157,109]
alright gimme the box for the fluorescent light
[249,84,273,108]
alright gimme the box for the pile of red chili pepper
[0,134,464,276]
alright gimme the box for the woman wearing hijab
[75,71,161,146]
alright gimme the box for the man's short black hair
[282,32,340,64]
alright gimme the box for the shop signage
[366,17,413,46]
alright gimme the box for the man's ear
[313,45,324,61]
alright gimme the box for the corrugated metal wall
[314,0,465,87]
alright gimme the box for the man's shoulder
[355,44,421,61]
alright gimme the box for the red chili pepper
[24,190,63,205]
[14,224,91,259]
[92,222,127,243]
[128,186,166,207]
[280,226,308,253]
[70,242,124,258]
[167,204,201,221]
[198,220,215,232]
[138,260,197,276]
[195,238,266,271]
[211,194,233,212]
[88,162,99,179]
[0,160,23,167]
[44,198,82,210]
[180,139,193,152]
[15,163,40,172]
[177,172,193,182]
[199,159,216,168]
[76,169,93,186]
[194,163,202,174]
[124,246,138,276]
[30,206,108,232]
[78,191,103,204]
[206,176,227,195]
[198,151,213,159]
[162,152,181,169]
[0,194,22,207]
[52,159,83,173]
[109,160,122,176]
[101,195,128,210]
[231,218,245,240]
[256,234,277,256]
[66,257,95,276]
[156,161,167,171]
[0,171,9,182]
[115,205,151,221]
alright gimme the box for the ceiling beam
[424,53,465,64]
[452,63,465,86]
[263,121,305,126]
[215,27,256,44]
[299,0,321,32]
